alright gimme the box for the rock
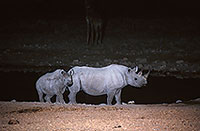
[121,61,129,66]
[190,98,200,102]
[114,125,122,128]
[95,62,100,67]
[138,64,144,69]
[136,58,147,64]
[113,60,118,63]
[11,99,16,102]
[122,102,127,105]
[8,119,19,125]
[128,101,135,104]
[72,59,79,65]
[122,57,128,61]
[104,59,112,64]
[99,103,106,106]
[176,60,184,64]
[176,100,182,103]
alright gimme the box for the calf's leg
[36,87,44,102]
[44,95,53,103]
[56,93,65,104]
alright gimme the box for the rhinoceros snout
[67,82,73,87]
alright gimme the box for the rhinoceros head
[126,66,150,87]
[57,69,74,87]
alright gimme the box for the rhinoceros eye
[134,78,137,81]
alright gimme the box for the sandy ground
[0,101,200,131]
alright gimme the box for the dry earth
[1,101,200,131]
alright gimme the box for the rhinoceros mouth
[67,83,73,87]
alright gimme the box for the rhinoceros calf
[36,69,74,104]
[67,64,150,105]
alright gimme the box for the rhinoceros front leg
[107,91,115,105]
[68,92,77,104]
[37,90,44,102]
[56,93,65,104]
[115,89,122,105]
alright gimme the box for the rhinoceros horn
[144,70,150,78]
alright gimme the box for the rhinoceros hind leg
[107,91,115,105]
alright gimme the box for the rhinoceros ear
[60,70,66,75]
[128,68,131,73]
[68,69,74,76]
[133,66,138,72]
[138,71,142,76]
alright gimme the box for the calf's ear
[61,70,65,75]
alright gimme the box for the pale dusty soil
[0,102,200,131]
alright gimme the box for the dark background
[0,0,200,104]
[0,0,199,19]
[0,71,199,104]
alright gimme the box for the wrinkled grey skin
[67,64,150,105]
[36,69,74,104]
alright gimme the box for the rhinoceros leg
[56,93,65,104]
[115,89,122,105]
[44,95,53,103]
[107,91,115,105]
[36,88,44,102]
[68,92,77,104]
[68,81,81,104]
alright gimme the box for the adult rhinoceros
[67,64,150,105]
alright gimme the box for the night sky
[0,0,199,19]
